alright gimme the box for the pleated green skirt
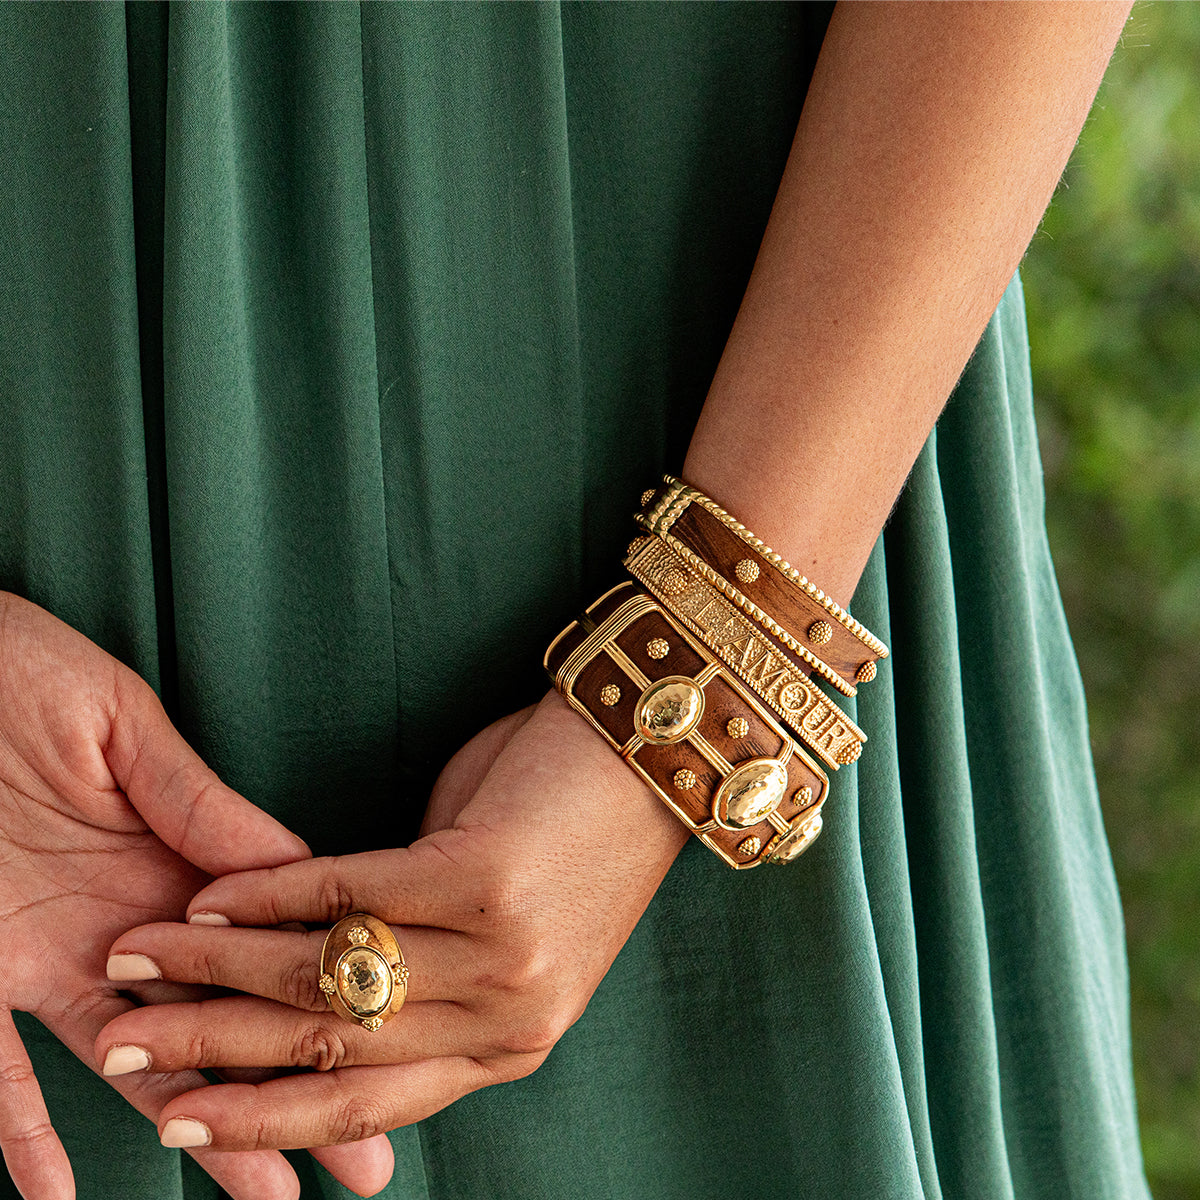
[0,4,1150,1197]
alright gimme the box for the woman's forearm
[684,0,1132,604]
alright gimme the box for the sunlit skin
[0,3,1134,1196]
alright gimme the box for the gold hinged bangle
[544,583,830,869]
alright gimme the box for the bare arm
[686,0,1132,603]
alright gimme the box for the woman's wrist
[539,688,692,867]
[681,2,1131,608]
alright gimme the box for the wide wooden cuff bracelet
[637,476,887,693]
[544,582,829,868]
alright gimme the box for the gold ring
[318,913,408,1032]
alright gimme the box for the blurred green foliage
[1022,3,1200,1195]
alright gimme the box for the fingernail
[188,911,231,926]
[103,1045,151,1076]
[161,1117,212,1148]
[107,953,161,981]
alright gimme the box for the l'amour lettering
[627,539,866,770]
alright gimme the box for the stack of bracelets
[544,475,888,869]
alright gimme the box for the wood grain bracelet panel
[638,478,887,688]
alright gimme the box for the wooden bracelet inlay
[638,477,887,688]
[625,538,866,770]
[545,584,829,869]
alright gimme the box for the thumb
[104,671,310,875]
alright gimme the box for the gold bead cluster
[807,620,833,646]
[734,558,760,584]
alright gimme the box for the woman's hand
[93,690,689,1150]
[0,592,392,1199]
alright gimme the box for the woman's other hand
[0,592,390,1199]
[93,690,689,1150]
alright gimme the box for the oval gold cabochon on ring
[635,676,705,744]
[336,946,394,1019]
[713,758,789,829]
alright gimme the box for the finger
[106,923,471,1008]
[309,1137,395,1198]
[421,705,536,835]
[41,992,302,1200]
[103,670,311,875]
[185,840,485,929]
[157,1058,508,1150]
[0,1007,74,1200]
[96,995,479,1074]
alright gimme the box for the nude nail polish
[188,911,231,926]
[106,953,161,981]
[103,1045,150,1076]
[160,1118,212,1148]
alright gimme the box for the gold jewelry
[319,913,408,1031]
[625,537,866,771]
[545,583,829,869]
[638,476,887,689]
[627,530,855,696]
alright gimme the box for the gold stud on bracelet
[735,558,760,584]
[856,660,877,684]
[647,638,670,660]
[674,768,697,791]
[640,488,656,507]
[794,785,814,808]
[600,684,621,707]
[726,717,749,739]
[836,742,862,765]
[765,814,823,865]
[808,620,833,646]
[738,836,762,857]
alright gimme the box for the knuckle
[293,1023,349,1072]
[473,925,558,997]
[192,946,220,987]
[500,942,556,993]
[183,1025,214,1069]
[330,1098,389,1145]
[242,1105,277,1152]
[5,1119,57,1150]
[316,867,356,924]
[508,1050,551,1081]
[495,1006,571,1058]
[0,1060,37,1088]
[281,955,325,1011]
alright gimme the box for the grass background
[1021,3,1200,1194]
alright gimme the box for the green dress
[0,4,1150,1198]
